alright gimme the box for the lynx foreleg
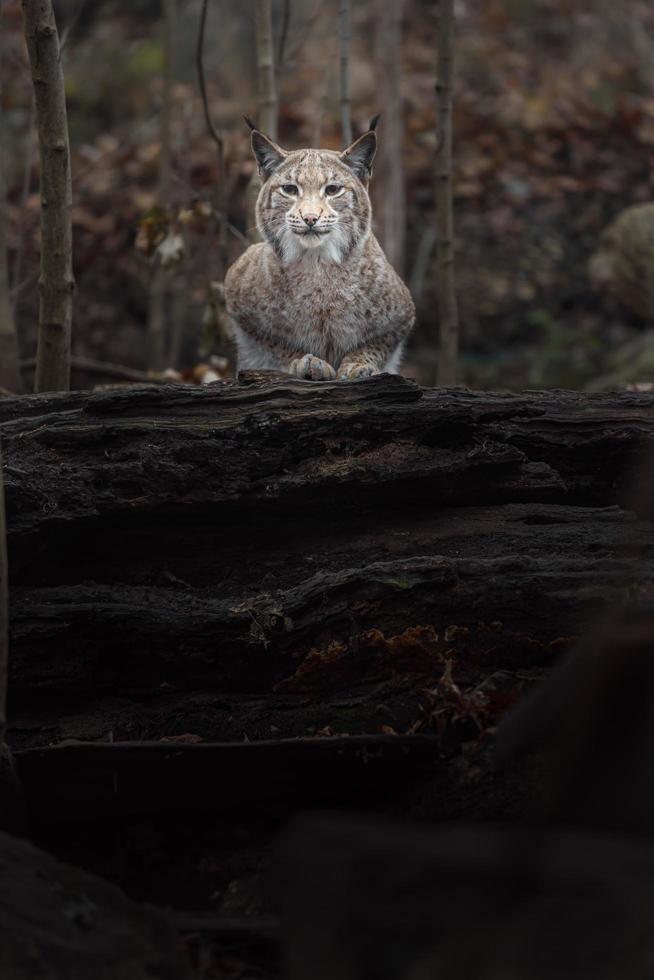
[337,340,404,380]
[232,323,335,379]
[289,354,337,381]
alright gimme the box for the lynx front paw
[289,354,337,381]
[337,363,380,381]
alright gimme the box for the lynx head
[248,118,379,264]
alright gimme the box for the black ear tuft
[368,113,381,132]
[340,130,378,182]
[251,130,287,179]
[243,114,258,132]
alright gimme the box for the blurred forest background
[2,0,654,390]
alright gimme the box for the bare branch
[20,355,152,383]
[58,0,92,57]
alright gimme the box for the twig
[58,0,92,57]
[20,355,153,383]
[212,210,250,247]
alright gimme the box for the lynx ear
[340,129,378,182]
[250,128,287,179]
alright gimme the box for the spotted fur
[224,127,415,380]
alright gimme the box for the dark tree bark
[1,376,652,707]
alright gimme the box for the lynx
[224,119,415,380]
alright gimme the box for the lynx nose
[302,213,320,227]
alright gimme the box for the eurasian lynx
[224,120,415,380]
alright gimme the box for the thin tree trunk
[276,0,291,73]
[196,0,228,278]
[374,0,405,274]
[22,0,74,393]
[0,103,21,394]
[435,0,459,386]
[312,63,332,148]
[9,100,35,309]
[339,0,352,146]
[255,0,278,139]
[148,0,176,371]
[247,0,278,243]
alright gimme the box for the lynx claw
[289,354,337,381]
[337,363,379,381]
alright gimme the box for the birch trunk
[374,0,405,274]
[435,0,459,386]
[0,105,21,394]
[247,0,277,243]
[22,0,73,393]
[339,0,352,146]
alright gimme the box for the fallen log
[8,510,651,701]
[3,375,653,938]
[2,376,653,711]
[2,375,653,546]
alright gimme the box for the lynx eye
[324,184,342,196]
[281,183,299,196]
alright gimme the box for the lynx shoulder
[224,121,415,381]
